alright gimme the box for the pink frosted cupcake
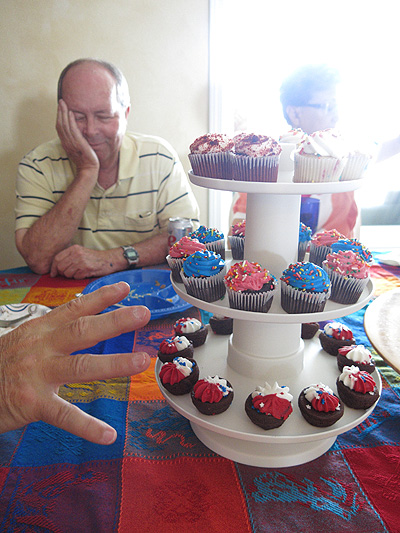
[224,260,277,312]
[309,229,345,266]
[166,236,206,283]
[189,133,234,179]
[232,133,281,182]
[228,219,246,260]
[322,250,370,304]
[294,129,348,183]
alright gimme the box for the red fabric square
[0,467,9,492]
[343,444,400,532]
[119,457,251,532]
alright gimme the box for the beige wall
[0,0,209,270]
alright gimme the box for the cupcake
[159,356,199,395]
[166,236,206,283]
[180,250,226,303]
[188,133,234,179]
[298,383,344,427]
[337,345,376,374]
[224,260,277,313]
[322,250,370,304]
[336,365,379,409]
[301,322,320,339]
[191,376,234,415]
[279,129,307,172]
[293,128,348,183]
[189,225,225,259]
[309,229,345,266]
[319,322,355,356]
[298,222,312,261]
[228,219,246,260]
[330,238,373,264]
[157,335,194,363]
[280,262,331,314]
[232,133,281,182]
[173,317,208,348]
[340,149,372,181]
[209,315,233,335]
[245,381,293,430]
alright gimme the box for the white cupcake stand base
[155,173,379,468]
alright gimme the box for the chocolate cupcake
[166,236,206,283]
[191,376,234,415]
[336,366,379,409]
[189,225,225,259]
[228,219,245,260]
[188,133,234,179]
[309,229,345,267]
[301,322,320,339]
[232,132,281,182]
[337,345,375,374]
[245,381,293,430]
[157,336,194,363]
[209,315,233,335]
[298,383,344,427]
[298,222,312,262]
[159,357,199,395]
[319,322,355,356]
[173,317,208,348]
[322,250,370,304]
[180,250,226,303]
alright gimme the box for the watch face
[123,247,139,265]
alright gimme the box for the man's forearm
[17,171,97,273]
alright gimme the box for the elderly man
[15,59,200,279]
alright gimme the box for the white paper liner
[232,153,279,182]
[166,255,185,283]
[309,244,334,267]
[280,283,331,314]
[293,152,346,183]
[188,152,232,179]
[297,241,309,262]
[204,239,225,260]
[228,235,245,260]
[340,153,371,181]
[323,266,369,304]
[225,285,277,313]
[180,265,227,303]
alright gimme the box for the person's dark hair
[280,64,340,123]
[57,58,130,109]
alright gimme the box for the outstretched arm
[0,282,150,444]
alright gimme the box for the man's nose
[83,115,97,137]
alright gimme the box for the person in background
[231,63,400,237]
[15,58,200,279]
[0,282,150,444]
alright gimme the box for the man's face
[61,63,129,169]
[287,89,339,134]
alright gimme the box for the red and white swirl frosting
[323,250,370,279]
[251,382,293,419]
[193,376,232,403]
[338,345,373,365]
[323,322,353,341]
[304,383,340,412]
[234,133,282,157]
[339,365,376,393]
[174,317,202,335]
[159,336,191,354]
[160,357,195,385]
[189,133,234,154]
[168,236,206,258]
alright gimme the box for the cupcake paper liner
[203,239,225,260]
[232,154,279,182]
[297,241,308,262]
[323,266,369,304]
[180,266,227,303]
[228,235,245,260]
[166,255,185,283]
[225,286,276,313]
[188,152,232,179]
[340,153,371,181]
[293,152,346,183]
[280,283,330,314]
[309,244,333,267]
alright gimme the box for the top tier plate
[189,171,365,195]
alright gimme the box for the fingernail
[101,427,117,445]
[134,352,150,370]
[131,306,149,321]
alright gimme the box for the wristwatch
[121,245,140,268]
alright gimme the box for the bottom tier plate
[155,328,381,467]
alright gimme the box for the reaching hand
[0,282,150,444]
[56,99,100,174]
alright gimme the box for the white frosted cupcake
[294,129,348,183]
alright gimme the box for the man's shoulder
[21,138,67,163]
[124,132,177,159]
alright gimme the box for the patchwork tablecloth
[0,254,399,533]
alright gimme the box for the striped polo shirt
[15,132,200,250]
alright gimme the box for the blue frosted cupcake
[330,238,373,264]
[180,249,226,302]
[280,262,331,314]
[189,225,225,259]
[298,222,312,261]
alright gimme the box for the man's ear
[286,105,302,129]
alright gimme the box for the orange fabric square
[129,358,164,401]
[119,457,251,532]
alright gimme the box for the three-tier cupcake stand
[155,166,379,467]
